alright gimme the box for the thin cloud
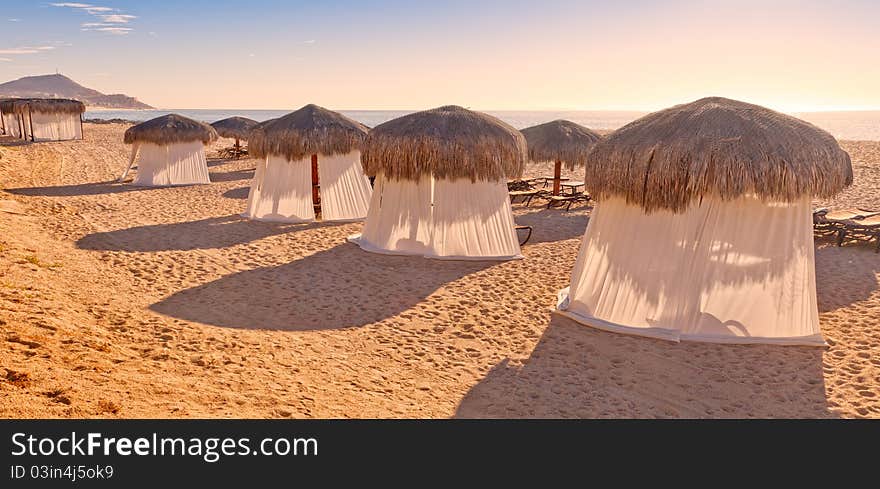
[0,46,56,55]
[81,26,132,35]
[8,18,21,22]
[0,58,12,62]
[100,14,136,23]
[303,40,316,44]
[51,2,138,34]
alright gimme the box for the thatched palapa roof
[0,98,22,113]
[521,120,602,170]
[124,114,218,145]
[585,96,853,213]
[211,116,259,140]
[361,105,526,181]
[10,98,85,115]
[248,104,368,160]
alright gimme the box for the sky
[0,0,878,111]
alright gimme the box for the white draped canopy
[243,150,372,223]
[557,195,823,346]
[350,174,522,261]
[130,141,211,186]
[24,111,82,141]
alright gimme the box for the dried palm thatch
[361,105,526,181]
[211,116,259,140]
[586,96,853,213]
[10,98,85,115]
[521,120,602,170]
[248,104,368,160]
[123,114,218,145]
[0,98,22,113]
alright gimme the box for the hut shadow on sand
[208,168,254,182]
[455,315,832,418]
[6,180,154,197]
[75,214,339,252]
[149,243,495,331]
[513,207,590,245]
[222,186,250,199]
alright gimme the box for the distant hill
[0,74,154,110]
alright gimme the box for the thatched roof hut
[361,105,526,181]
[10,98,85,115]
[211,116,258,140]
[585,96,853,213]
[124,114,218,146]
[521,120,602,170]
[248,104,368,160]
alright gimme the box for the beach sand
[0,123,878,418]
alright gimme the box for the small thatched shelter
[211,116,258,158]
[120,114,218,186]
[243,104,372,223]
[558,96,853,346]
[351,105,527,261]
[521,119,602,195]
[7,98,85,141]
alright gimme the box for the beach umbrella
[120,113,218,184]
[210,116,258,158]
[520,119,602,196]
[362,105,526,182]
[558,96,853,345]
[355,105,527,260]
[247,104,369,220]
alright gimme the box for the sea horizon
[83,108,880,141]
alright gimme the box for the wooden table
[561,181,585,194]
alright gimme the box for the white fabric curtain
[3,113,22,138]
[28,111,82,141]
[317,150,372,222]
[131,141,211,186]
[243,154,315,223]
[557,195,823,345]
[356,174,434,255]
[351,175,522,261]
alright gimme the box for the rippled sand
[0,125,877,418]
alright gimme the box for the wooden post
[552,160,562,196]
[311,154,320,216]
[234,138,241,159]
[28,106,35,142]
[79,113,84,140]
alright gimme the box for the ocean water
[83,108,880,141]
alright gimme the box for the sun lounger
[836,214,880,252]
[515,225,533,245]
[545,192,591,211]
[509,189,540,206]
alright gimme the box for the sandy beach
[0,123,877,418]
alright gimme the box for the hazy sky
[1,0,878,111]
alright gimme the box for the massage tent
[245,104,372,223]
[12,98,85,141]
[521,119,602,195]
[350,105,527,261]
[120,114,217,186]
[557,97,853,345]
[211,116,258,158]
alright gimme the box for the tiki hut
[120,114,218,186]
[211,116,258,158]
[557,96,853,345]
[520,120,602,195]
[8,98,85,141]
[244,104,372,223]
[0,99,21,138]
[350,105,527,260]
